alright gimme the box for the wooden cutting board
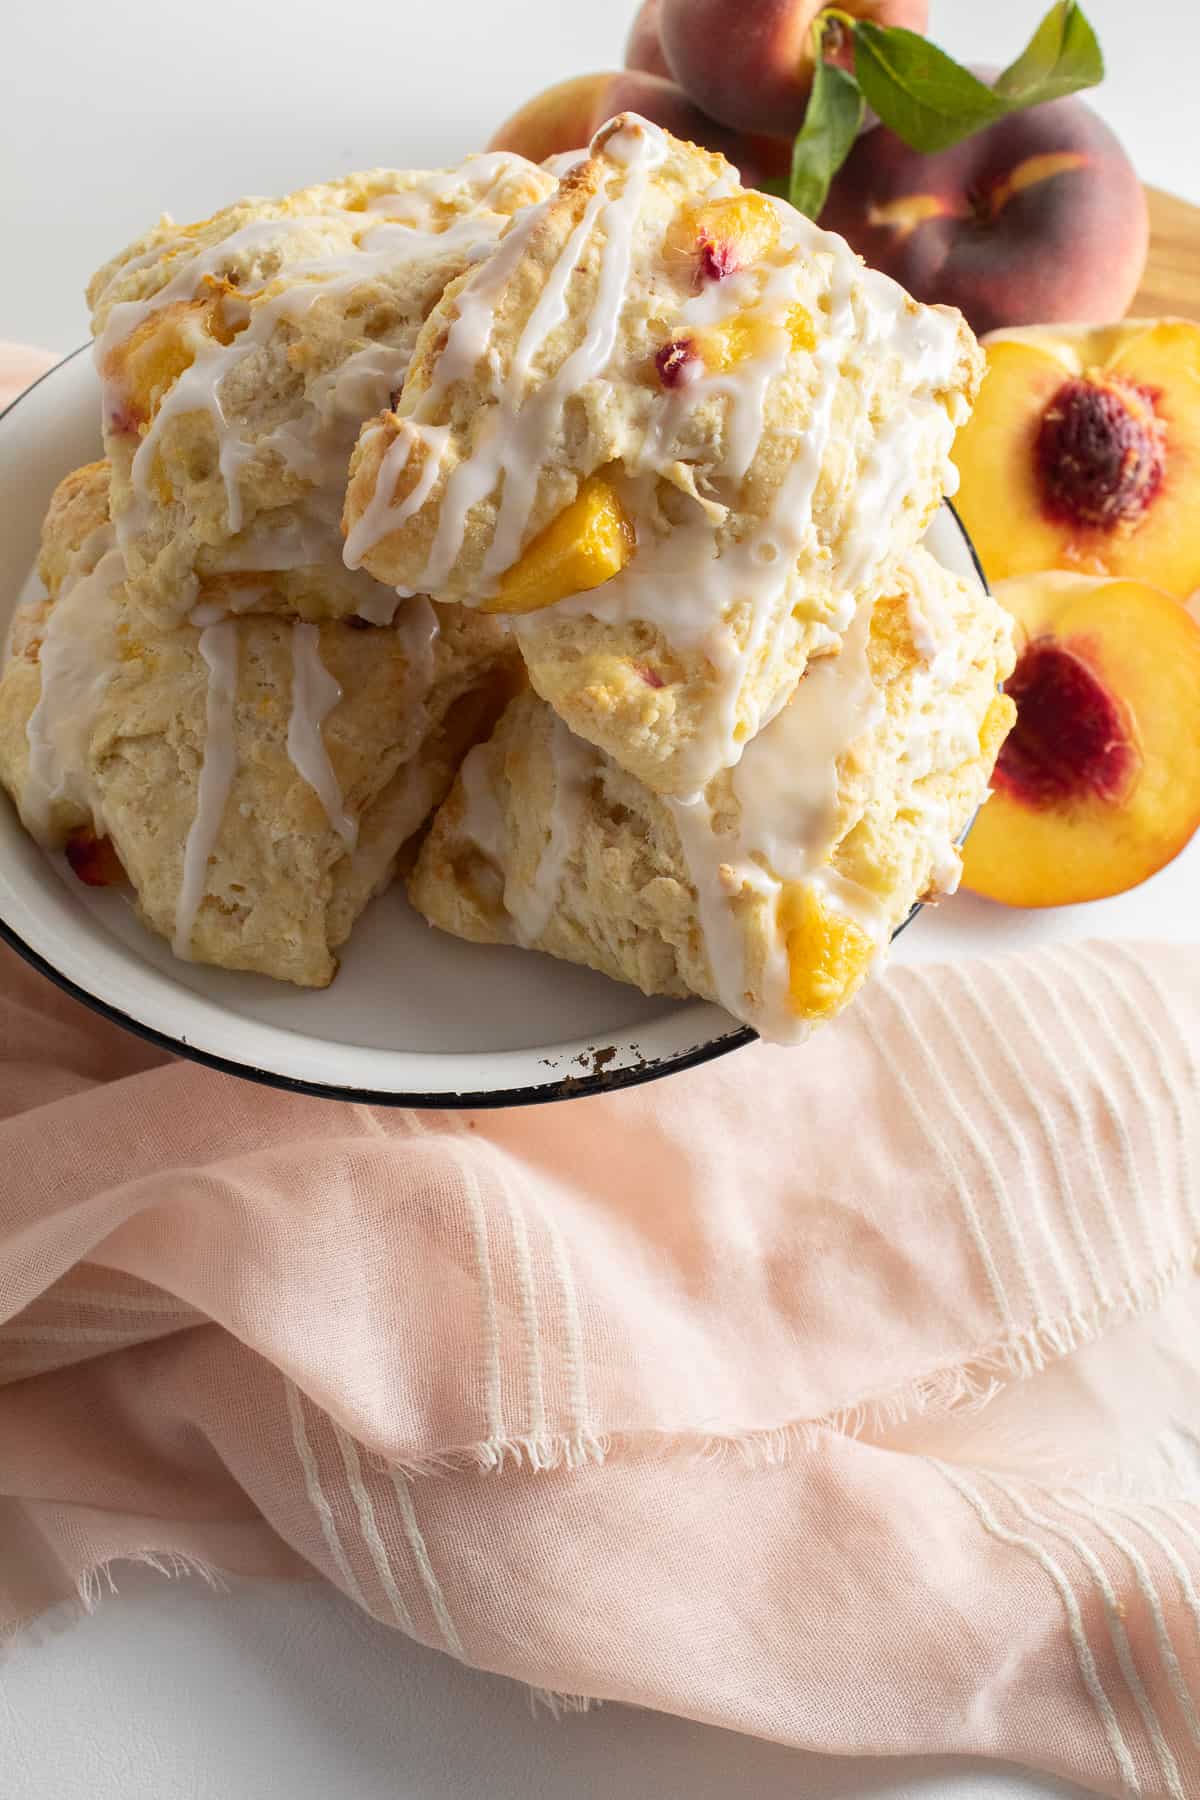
[1133,188,1200,321]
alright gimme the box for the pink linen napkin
[1,933,1198,1800]
[3,346,1200,1797]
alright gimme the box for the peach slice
[478,476,635,615]
[961,571,1200,907]
[952,319,1200,600]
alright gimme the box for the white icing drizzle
[457,742,508,864]
[415,200,551,420]
[287,622,357,849]
[456,712,596,949]
[173,620,239,959]
[901,544,958,668]
[666,596,883,1042]
[350,581,404,627]
[662,546,988,1038]
[517,243,861,795]
[205,505,338,572]
[98,163,541,550]
[728,604,881,884]
[542,150,587,178]
[23,534,124,840]
[350,117,671,590]
[188,600,228,628]
[310,340,415,437]
[283,596,438,848]
[391,593,440,707]
[505,713,595,946]
[342,421,451,570]
[637,251,799,485]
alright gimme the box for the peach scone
[344,114,982,796]
[408,547,1015,1039]
[0,464,517,986]
[91,155,555,627]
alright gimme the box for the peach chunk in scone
[961,571,1200,908]
[952,319,1200,601]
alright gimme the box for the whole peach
[659,0,928,136]
[488,70,791,190]
[625,0,672,79]
[819,95,1148,335]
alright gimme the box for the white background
[1,0,1195,351]
[0,2,1192,1796]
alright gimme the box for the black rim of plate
[0,350,987,1110]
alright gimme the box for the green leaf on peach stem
[787,54,864,219]
[993,0,1104,107]
[852,24,1009,154]
[776,5,1106,222]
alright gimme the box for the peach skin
[487,71,791,190]
[625,0,672,79]
[659,0,928,136]
[953,319,1200,601]
[961,572,1200,908]
[820,95,1147,336]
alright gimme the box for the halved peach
[952,319,1200,600]
[961,571,1200,907]
[479,476,636,615]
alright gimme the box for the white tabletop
[1,3,1193,1795]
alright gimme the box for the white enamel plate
[0,351,987,1106]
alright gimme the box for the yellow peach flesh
[779,881,875,1021]
[480,476,636,615]
[666,192,781,277]
[690,303,814,376]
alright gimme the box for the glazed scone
[408,546,1016,1039]
[0,465,519,987]
[345,113,982,796]
[91,155,556,627]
